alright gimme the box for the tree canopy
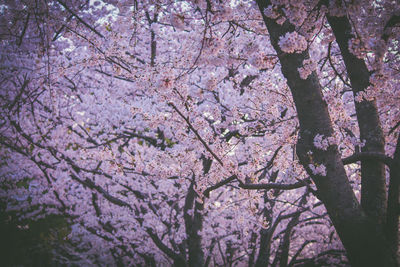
[0,0,399,266]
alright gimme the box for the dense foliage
[0,0,399,266]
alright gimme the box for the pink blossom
[298,58,317,79]
[278,31,307,53]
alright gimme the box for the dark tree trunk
[184,182,205,267]
[387,134,400,256]
[254,228,272,267]
[255,172,279,267]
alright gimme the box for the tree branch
[238,178,311,191]
[146,228,183,263]
[383,14,400,41]
[70,173,132,209]
[342,152,393,167]
[204,175,237,198]
[169,102,224,166]
[56,0,104,38]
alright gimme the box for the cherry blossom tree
[0,0,399,266]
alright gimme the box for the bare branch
[204,175,237,198]
[238,178,311,190]
[342,152,393,167]
[146,228,183,263]
[56,0,104,38]
[70,173,132,209]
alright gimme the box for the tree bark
[387,134,400,257]
[184,182,205,267]
[326,14,387,226]
[255,169,279,267]
[255,1,397,266]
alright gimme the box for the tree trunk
[326,14,387,226]
[387,134,400,257]
[255,1,398,266]
[184,182,205,267]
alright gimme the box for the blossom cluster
[263,5,279,19]
[348,37,367,59]
[298,58,317,80]
[282,3,307,26]
[170,13,186,30]
[313,134,337,151]
[308,163,327,176]
[248,53,277,69]
[278,32,307,53]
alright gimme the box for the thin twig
[168,102,224,166]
